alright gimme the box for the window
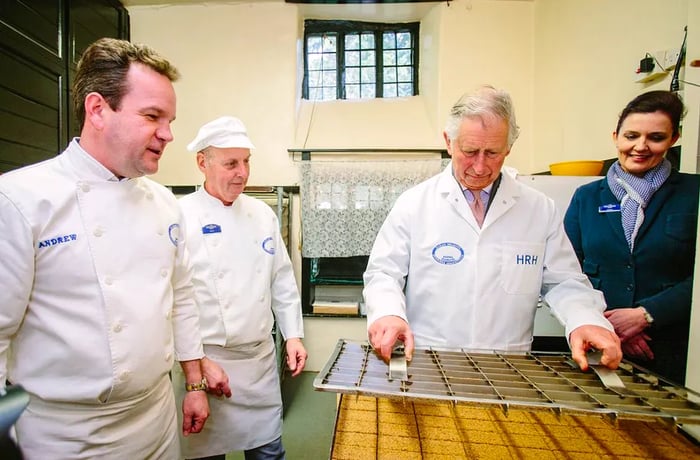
[303,20,419,101]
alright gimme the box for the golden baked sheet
[331,395,700,460]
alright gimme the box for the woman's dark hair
[616,90,686,136]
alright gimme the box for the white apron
[15,375,178,460]
[174,338,282,458]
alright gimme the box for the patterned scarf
[606,159,671,251]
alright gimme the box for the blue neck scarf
[606,159,671,251]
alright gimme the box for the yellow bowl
[549,160,604,176]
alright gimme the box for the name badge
[202,223,222,234]
[598,204,620,213]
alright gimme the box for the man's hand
[201,356,232,398]
[621,332,654,360]
[286,338,308,377]
[182,390,209,436]
[604,307,648,341]
[569,324,622,371]
[368,315,414,362]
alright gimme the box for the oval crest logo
[431,242,464,265]
[168,223,181,246]
[261,236,275,255]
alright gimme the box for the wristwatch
[185,377,208,392]
[639,306,654,325]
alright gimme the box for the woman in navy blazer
[564,91,699,384]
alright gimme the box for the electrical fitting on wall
[634,50,678,83]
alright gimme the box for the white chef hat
[186,116,255,152]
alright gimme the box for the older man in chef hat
[173,116,307,460]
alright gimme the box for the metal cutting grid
[314,339,700,425]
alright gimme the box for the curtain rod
[287,148,449,160]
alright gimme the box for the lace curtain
[301,159,449,257]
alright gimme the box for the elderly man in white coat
[364,85,622,371]
[174,115,307,460]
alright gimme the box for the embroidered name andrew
[38,234,77,249]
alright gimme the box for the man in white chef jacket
[364,85,622,371]
[0,38,227,458]
[175,115,307,460]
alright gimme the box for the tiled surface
[331,395,700,459]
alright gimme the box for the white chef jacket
[0,140,203,454]
[176,187,303,455]
[364,163,612,351]
[178,187,303,346]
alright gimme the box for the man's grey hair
[444,85,521,149]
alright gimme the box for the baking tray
[314,339,700,425]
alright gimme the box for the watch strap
[185,377,208,392]
[639,306,654,325]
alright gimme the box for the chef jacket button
[259,296,264,302]
[165,353,172,361]
[94,227,103,237]
[113,323,122,333]
[166,310,172,320]
[120,370,130,381]
[80,183,90,193]
[626,264,632,269]
[256,268,261,274]
[146,192,154,199]
[626,285,633,291]
[218,272,224,279]
[105,277,113,286]
[161,269,168,278]
[157,229,164,236]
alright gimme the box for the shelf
[303,313,366,319]
[634,70,669,83]
[302,256,368,316]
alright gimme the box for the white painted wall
[128,0,535,185]
[533,0,692,172]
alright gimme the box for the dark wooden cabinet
[0,0,129,173]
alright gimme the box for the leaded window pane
[346,84,360,99]
[397,66,412,82]
[346,67,360,84]
[397,49,411,66]
[361,67,375,83]
[384,84,398,98]
[398,83,412,97]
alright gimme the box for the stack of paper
[312,298,359,315]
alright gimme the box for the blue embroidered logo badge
[202,223,222,234]
[431,242,464,265]
[262,236,275,255]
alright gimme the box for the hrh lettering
[38,234,77,249]
[516,254,538,265]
